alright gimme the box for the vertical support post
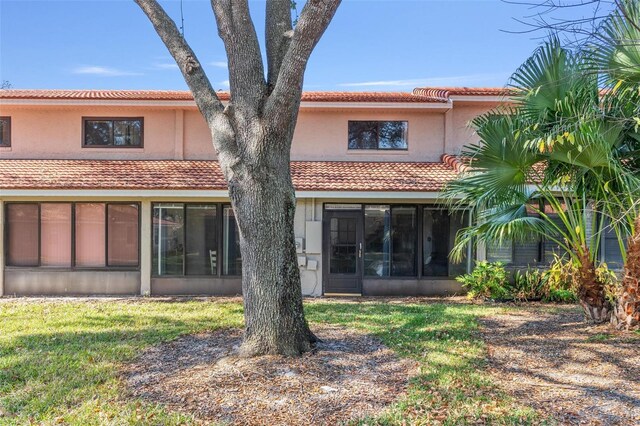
[174,109,184,160]
[0,200,4,297]
[443,107,453,154]
[140,200,152,296]
[466,209,474,273]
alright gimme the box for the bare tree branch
[501,0,616,46]
[266,0,294,87]
[135,0,223,119]
[211,0,266,108]
[265,0,341,122]
[135,0,237,157]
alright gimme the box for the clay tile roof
[0,89,449,103]
[0,90,204,101]
[440,154,469,173]
[413,87,516,97]
[0,159,461,192]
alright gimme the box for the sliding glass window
[364,205,416,277]
[40,204,72,267]
[447,211,470,277]
[186,205,218,275]
[153,204,185,276]
[108,204,139,266]
[364,205,390,276]
[6,204,39,266]
[152,203,240,277]
[223,206,242,276]
[5,203,139,268]
[75,203,106,267]
[422,209,469,277]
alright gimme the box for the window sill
[5,266,140,272]
[151,275,242,279]
[363,276,457,281]
[81,147,145,151]
[345,150,409,156]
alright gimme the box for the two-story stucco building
[1,87,556,297]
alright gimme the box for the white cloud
[72,66,142,77]
[338,73,510,88]
[153,63,179,70]
[210,61,228,68]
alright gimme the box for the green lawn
[0,298,546,425]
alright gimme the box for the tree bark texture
[226,137,316,356]
[135,0,340,356]
[611,216,640,330]
[576,248,612,323]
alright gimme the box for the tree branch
[266,0,294,87]
[265,0,341,121]
[211,0,267,108]
[135,0,236,157]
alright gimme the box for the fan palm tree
[445,25,640,323]
[590,0,640,329]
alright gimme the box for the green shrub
[456,261,510,300]
[512,268,546,301]
[545,288,578,303]
[541,255,580,303]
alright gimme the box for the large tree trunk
[611,216,640,330]
[136,0,341,357]
[226,133,316,357]
[576,248,612,323]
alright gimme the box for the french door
[323,210,363,294]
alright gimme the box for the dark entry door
[323,211,363,294]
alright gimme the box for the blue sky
[0,0,606,91]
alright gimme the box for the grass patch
[0,298,546,425]
[586,333,613,342]
[306,301,545,425]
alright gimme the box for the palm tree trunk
[577,248,612,323]
[611,216,640,330]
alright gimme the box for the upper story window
[83,117,143,147]
[348,121,408,150]
[0,117,11,147]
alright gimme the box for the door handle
[358,242,362,258]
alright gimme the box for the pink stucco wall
[447,103,499,155]
[0,101,499,161]
[0,106,178,159]
[291,109,446,162]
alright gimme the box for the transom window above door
[83,117,143,147]
[348,121,408,150]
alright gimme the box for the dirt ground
[481,305,640,426]
[123,324,417,426]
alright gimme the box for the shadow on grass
[482,310,640,424]
[0,301,244,423]
[306,302,542,425]
[0,299,541,425]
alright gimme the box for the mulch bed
[123,324,417,425]
[481,305,640,425]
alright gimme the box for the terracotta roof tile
[413,87,515,97]
[0,159,460,192]
[0,89,449,103]
[441,154,470,173]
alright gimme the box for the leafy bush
[512,268,546,301]
[542,255,579,303]
[598,262,621,305]
[544,288,578,303]
[541,255,618,303]
[458,257,617,304]
[456,261,510,300]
